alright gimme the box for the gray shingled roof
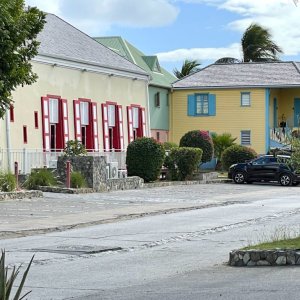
[37,14,147,76]
[173,62,300,89]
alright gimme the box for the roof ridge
[292,62,300,75]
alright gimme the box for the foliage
[221,144,257,170]
[290,138,300,173]
[0,250,34,300]
[0,172,16,192]
[215,23,283,63]
[63,140,87,157]
[24,169,57,189]
[70,171,87,189]
[126,137,165,182]
[0,0,45,118]
[292,130,300,139]
[173,59,201,79]
[179,130,214,163]
[211,132,237,161]
[242,23,283,62]
[163,142,178,151]
[167,147,202,181]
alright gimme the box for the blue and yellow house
[170,62,300,154]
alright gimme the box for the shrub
[169,147,203,181]
[64,140,87,156]
[0,250,34,300]
[71,171,87,188]
[222,145,257,170]
[24,168,57,189]
[179,130,214,163]
[126,137,165,182]
[0,172,16,192]
[211,132,237,161]
[163,141,178,151]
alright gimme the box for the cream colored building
[1,14,150,172]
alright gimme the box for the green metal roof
[94,36,176,88]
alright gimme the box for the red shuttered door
[117,105,124,150]
[73,100,82,141]
[61,99,69,147]
[101,103,110,151]
[91,102,99,151]
[127,106,134,143]
[41,97,50,151]
[141,107,146,137]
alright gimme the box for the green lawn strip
[242,237,300,250]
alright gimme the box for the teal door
[294,98,300,127]
[273,98,277,127]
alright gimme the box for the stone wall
[57,156,107,192]
[107,177,144,191]
[229,249,300,266]
[0,190,43,200]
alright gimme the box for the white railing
[0,149,126,174]
[270,127,292,145]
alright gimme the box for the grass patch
[242,226,300,250]
[242,237,300,250]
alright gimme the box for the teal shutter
[187,94,196,116]
[208,94,216,116]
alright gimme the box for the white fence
[0,149,127,174]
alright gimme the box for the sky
[25,0,300,73]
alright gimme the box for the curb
[229,249,300,266]
[0,190,43,201]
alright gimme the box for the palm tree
[173,59,201,79]
[215,23,283,64]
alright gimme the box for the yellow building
[0,14,150,173]
[170,62,300,154]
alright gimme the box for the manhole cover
[31,245,122,255]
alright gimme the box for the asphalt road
[2,183,300,299]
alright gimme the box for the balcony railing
[0,149,126,174]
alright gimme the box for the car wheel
[233,171,245,184]
[279,173,292,186]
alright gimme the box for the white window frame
[195,94,209,115]
[241,92,251,107]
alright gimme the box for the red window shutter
[127,106,134,143]
[91,102,99,151]
[141,107,146,137]
[34,111,38,129]
[10,105,14,122]
[117,105,124,150]
[41,97,50,151]
[23,126,27,144]
[73,100,82,141]
[101,103,110,151]
[61,99,69,146]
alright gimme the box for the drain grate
[31,245,122,255]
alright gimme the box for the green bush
[221,145,257,170]
[71,171,87,188]
[163,141,178,151]
[168,147,203,181]
[179,130,214,163]
[0,172,16,192]
[126,137,165,182]
[24,168,57,189]
[64,140,87,156]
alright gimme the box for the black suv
[228,155,300,186]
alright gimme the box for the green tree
[211,132,237,161]
[0,0,45,117]
[173,59,201,79]
[215,23,283,64]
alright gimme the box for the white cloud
[157,43,241,62]
[158,0,300,62]
[25,0,179,35]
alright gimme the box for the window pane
[80,102,89,125]
[49,98,59,123]
[132,107,139,128]
[108,105,115,127]
[241,93,250,106]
